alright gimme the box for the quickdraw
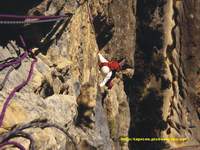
[0,1,89,148]
[0,12,75,150]
[0,10,75,149]
[0,14,70,24]
[0,36,37,150]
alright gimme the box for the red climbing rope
[0,36,37,127]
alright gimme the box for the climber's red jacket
[99,61,121,71]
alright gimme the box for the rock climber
[98,52,125,89]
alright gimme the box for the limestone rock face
[0,0,135,150]
[106,0,136,66]
[103,78,130,150]
[164,0,200,148]
[129,0,200,150]
[1,0,199,150]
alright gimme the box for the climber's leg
[100,71,112,87]
[105,71,116,89]
[98,53,108,63]
[106,80,113,89]
[119,59,126,69]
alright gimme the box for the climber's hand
[99,82,105,87]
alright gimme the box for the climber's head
[101,66,110,74]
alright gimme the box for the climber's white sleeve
[98,53,108,63]
[100,71,112,87]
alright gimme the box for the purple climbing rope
[0,35,31,70]
[0,14,70,24]
[0,14,67,20]
[0,52,27,70]
[0,13,71,149]
[0,141,26,150]
[0,57,37,127]
[0,36,37,127]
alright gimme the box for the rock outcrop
[0,0,134,149]
[0,0,200,150]
[129,0,200,150]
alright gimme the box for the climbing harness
[99,61,121,71]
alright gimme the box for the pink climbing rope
[0,36,37,127]
[0,141,26,150]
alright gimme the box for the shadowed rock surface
[0,0,200,150]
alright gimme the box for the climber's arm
[98,53,108,63]
[99,71,112,87]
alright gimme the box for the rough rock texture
[103,78,130,150]
[0,0,134,150]
[163,0,200,148]
[128,0,200,150]
[1,0,200,150]
[89,0,135,65]
[105,0,135,66]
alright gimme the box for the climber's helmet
[101,66,110,74]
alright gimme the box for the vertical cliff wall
[129,0,200,149]
[89,0,136,149]
[0,0,135,150]
[163,0,200,148]
[0,0,200,150]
